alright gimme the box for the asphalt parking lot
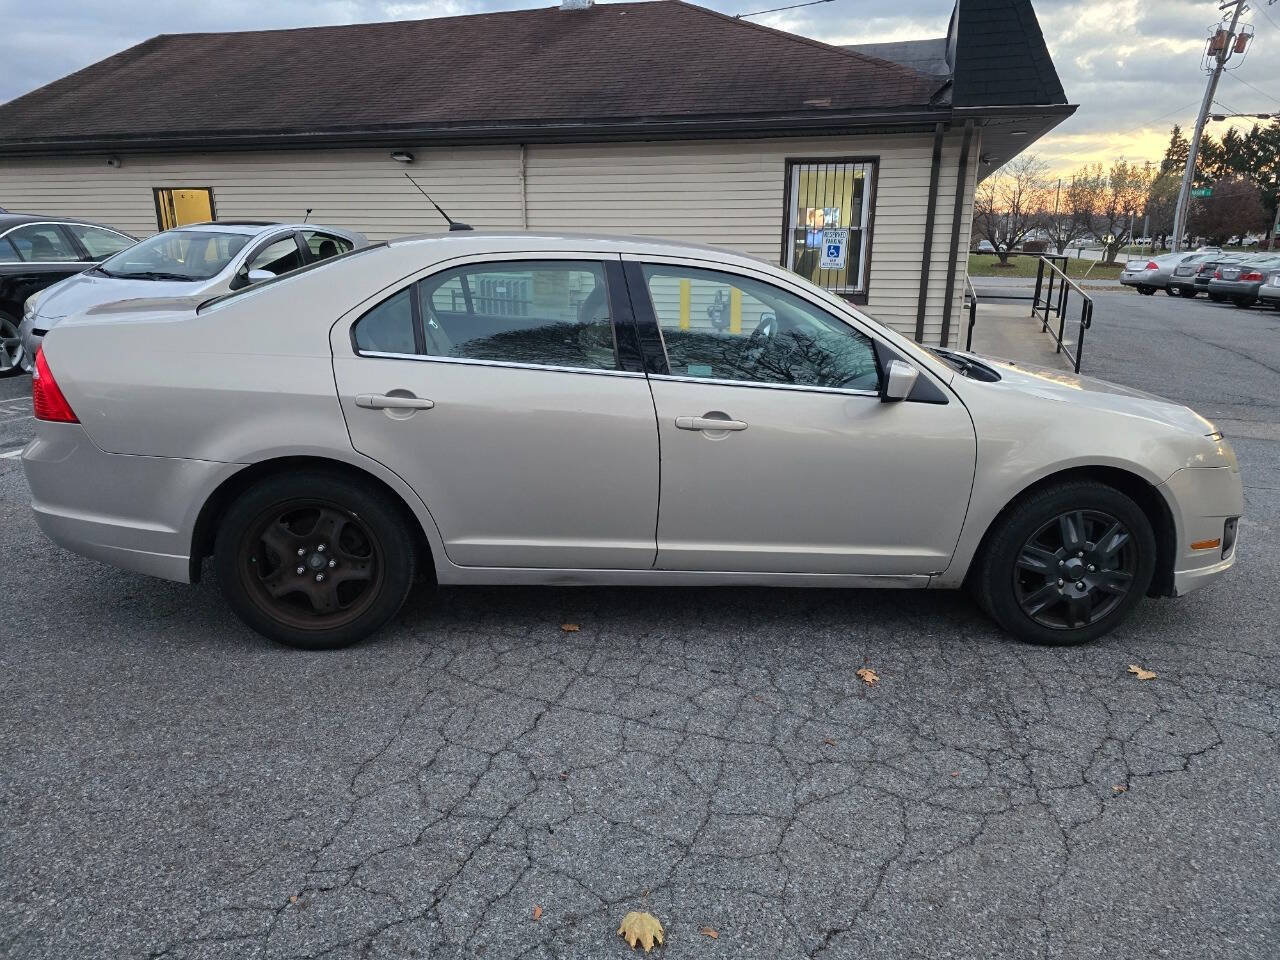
[1,292,1277,959]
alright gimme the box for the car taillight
[1239,270,1263,282]
[32,347,79,423]
[1145,261,1159,270]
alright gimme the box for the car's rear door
[621,255,977,576]
[331,254,659,570]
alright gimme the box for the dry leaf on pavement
[532,905,542,921]
[1113,784,1128,793]
[561,623,580,632]
[1127,664,1157,681]
[618,911,664,952]
[856,668,879,685]
[700,926,720,939]
[822,738,837,747]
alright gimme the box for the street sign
[819,228,849,270]
[1192,187,1213,198]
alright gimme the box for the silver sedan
[22,233,1243,649]
[19,221,366,370]
[1119,251,1210,295]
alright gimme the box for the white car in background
[22,232,1242,651]
[19,221,365,370]
[1120,252,1211,296]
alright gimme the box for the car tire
[1163,286,1178,296]
[0,312,25,378]
[1231,296,1257,308]
[213,470,418,650]
[1178,287,1197,298]
[976,480,1156,647]
[1137,285,1156,295]
[1209,292,1227,303]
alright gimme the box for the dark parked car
[0,213,135,376]
[1207,254,1280,308]
[1185,254,1248,301]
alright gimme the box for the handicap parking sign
[819,228,849,270]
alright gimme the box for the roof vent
[560,0,593,9]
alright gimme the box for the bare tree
[1043,172,1100,253]
[1091,159,1150,264]
[972,155,1049,265]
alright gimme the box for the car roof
[0,212,134,235]
[384,230,774,267]
[173,221,354,237]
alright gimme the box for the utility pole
[1171,0,1250,253]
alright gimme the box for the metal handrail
[1032,255,1092,373]
[964,275,978,351]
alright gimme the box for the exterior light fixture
[1009,130,1028,137]
[390,151,415,164]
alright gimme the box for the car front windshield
[96,230,251,281]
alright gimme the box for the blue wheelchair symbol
[825,243,841,258]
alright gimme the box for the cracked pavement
[1,291,1278,959]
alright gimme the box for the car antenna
[303,208,312,223]
[404,174,472,231]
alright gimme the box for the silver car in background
[19,221,365,369]
[1258,267,1280,309]
[23,233,1242,652]
[1120,252,1209,295]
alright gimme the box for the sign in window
[784,160,874,296]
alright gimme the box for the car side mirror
[881,359,919,403]
[247,268,275,284]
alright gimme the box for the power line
[1223,69,1280,105]
[735,0,833,17]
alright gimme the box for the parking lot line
[0,448,24,459]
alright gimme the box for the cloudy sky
[2,0,1277,176]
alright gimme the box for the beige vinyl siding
[0,132,976,345]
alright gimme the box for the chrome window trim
[354,350,647,379]
[649,372,878,398]
[0,220,107,265]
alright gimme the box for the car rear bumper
[1119,271,1160,287]
[1206,280,1262,297]
[1158,465,1244,597]
[21,421,235,583]
[1167,277,1197,292]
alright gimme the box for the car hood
[30,272,219,322]
[963,353,1217,435]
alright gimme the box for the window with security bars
[783,159,875,297]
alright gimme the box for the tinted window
[0,237,19,263]
[247,236,303,276]
[418,261,617,371]
[302,231,353,262]
[353,288,416,355]
[7,224,80,262]
[66,224,133,260]
[640,264,879,391]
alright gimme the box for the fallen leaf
[1127,664,1157,681]
[561,623,580,632]
[1113,784,1128,793]
[288,895,301,905]
[618,911,664,953]
[950,771,960,777]
[822,738,837,747]
[532,905,543,921]
[700,926,720,939]
[856,668,879,686]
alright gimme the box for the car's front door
[623,257,977,576]
[332,255,659,570]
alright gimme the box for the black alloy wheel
[214,471,417,649]
[1012,510,1137,631]
[975,480,1157,646]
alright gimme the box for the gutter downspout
[519,143,529,229]
[939,119,973,347]
[913,122,946,342]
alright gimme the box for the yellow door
[155,188,213,230]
